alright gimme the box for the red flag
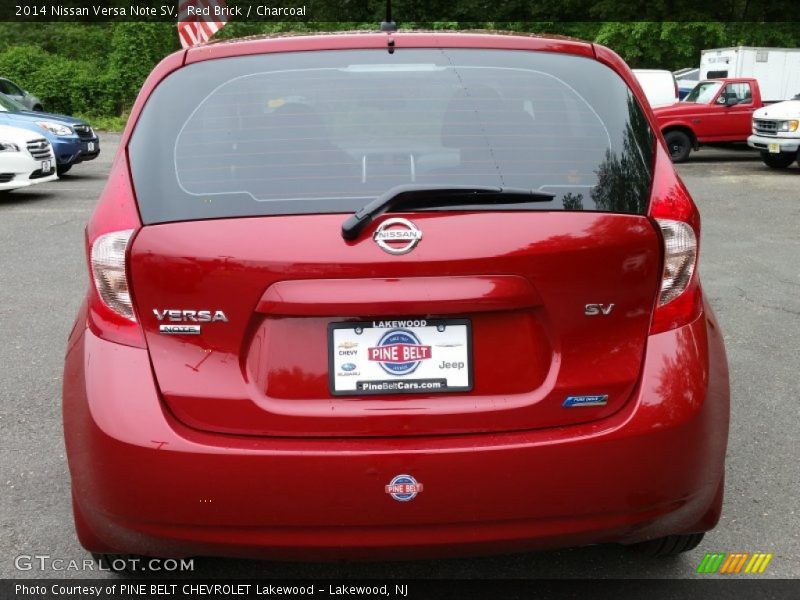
[177,0,228,48]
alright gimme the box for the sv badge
[585,303,614,316]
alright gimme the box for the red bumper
[62,304,729,560]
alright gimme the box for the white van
[633,69,679,108]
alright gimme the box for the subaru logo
[341,362,356,372]
[373,218,422,255]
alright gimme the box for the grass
[74,113,128,133]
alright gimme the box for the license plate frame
[328,318,473,396]
[41,159,51,173]
[768,143,781,154]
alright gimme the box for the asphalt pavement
[0,135,798,579]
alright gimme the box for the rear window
[129,48,654,224]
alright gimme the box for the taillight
[85,154,146,347]
[655,220,696,305]
[648,143,702,334]
[91,230,135,320]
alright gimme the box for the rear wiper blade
[341,184,555,240]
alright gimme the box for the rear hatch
[127,46,660,437]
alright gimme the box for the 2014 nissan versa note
[63,31,730,566]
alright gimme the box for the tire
[56,164,72,176]
[629,532,705,557]
[664,131,692,163]
[760,151,796,169]
[32,104,43,111]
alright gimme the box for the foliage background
[0,21,798,129]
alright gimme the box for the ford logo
[341,363,356,372]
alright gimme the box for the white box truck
[700,47,800,102]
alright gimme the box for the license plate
[86,142,95,152]
[328,318,472,395]
[41,160,51,172]
[768,143,780,154]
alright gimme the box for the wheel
[628,532,705,557]
[760,151,795,169]
[56,163,72,176]
[664,131,692,163]
[32,104,43,111]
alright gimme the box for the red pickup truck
[652,78,763,162]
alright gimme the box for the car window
[684,81,722,104]
[722,83,752,105]
[129,49,655,224]
[4,80,22,95]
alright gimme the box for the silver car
[0,78,43,111]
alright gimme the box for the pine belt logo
[696,552,774,574]
[368,329,431,375]
[385,474,424,502]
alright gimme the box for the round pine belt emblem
[385,474,423,502]
[368,329,431,376]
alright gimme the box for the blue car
[0,92,100,175]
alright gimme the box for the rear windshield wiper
[341,184,555,240]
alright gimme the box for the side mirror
[725,96,740,107]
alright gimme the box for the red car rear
[63,32,729,565]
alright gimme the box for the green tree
[105,22,178,113]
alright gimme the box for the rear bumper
[63,302,729,560]
[747,134,800,153]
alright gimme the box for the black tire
[664,131,692,163]
[56,164,72,176]
[629,532,705,557]
[32,104,43,111]
[760,151,796,169]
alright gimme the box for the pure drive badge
[563,395,608,408]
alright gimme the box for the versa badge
[154,309,228,334]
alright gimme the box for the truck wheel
[760,151,795,169]
[664,131,692,163]
[628,533,705,557]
